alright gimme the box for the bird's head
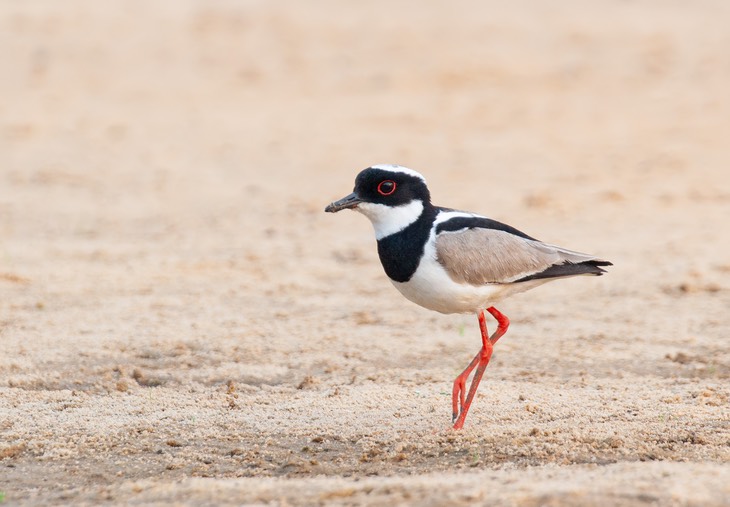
[325,165,431,239]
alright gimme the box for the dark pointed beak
[325,192,362,213]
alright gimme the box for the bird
[325,164,612,429]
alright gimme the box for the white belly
[391,256,549,314]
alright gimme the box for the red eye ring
[377,180,397,196]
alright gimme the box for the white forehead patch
[370,164,427,184]
[355,199,424,240]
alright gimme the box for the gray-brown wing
[435,227,604,285]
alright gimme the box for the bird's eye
[377,180,396,196]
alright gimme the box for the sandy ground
[1,0,730,505]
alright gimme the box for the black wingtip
[515,259,611,283]
[592,260,612,275]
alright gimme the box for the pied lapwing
[325,164,612,429]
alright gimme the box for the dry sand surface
[1,0,730,505]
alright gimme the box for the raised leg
[486,306,510,344]
[451,306,510,429]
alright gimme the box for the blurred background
[3,1,729,227]
[2,0,729,321]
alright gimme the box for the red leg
[451,307,509,430]
[451,310,491,421]
[486,306,510,344]
[452,352,480,422]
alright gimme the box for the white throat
[356,199,424,240]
